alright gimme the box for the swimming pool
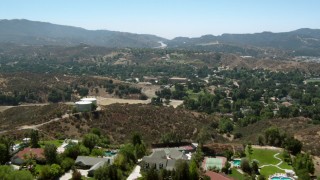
[105,151,117,157]
[270,176,292,180]
[233,159,241,166]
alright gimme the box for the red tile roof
[16,148,45,159]
[205,171,234,180]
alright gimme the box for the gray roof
[166,159,176,171]
[142,156,167,165]
[151,150,167,159]
[167,149,187,160]
[75,156,111,167]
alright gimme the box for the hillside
[0,19,165,48]
[1,19,320,56]
[167,28,320,56]
[234,117,320,156]
[38,104,224,144]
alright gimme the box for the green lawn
[246,148,293,177]
[259,166,285,177]
[228,167,247,180]
[248,148,281,166]
[39,140,63,148]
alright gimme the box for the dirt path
[252,145,283,150]
[0,106,14,112]
[259,153,286,171]
[0,103,50,112]
[18,114,70,130]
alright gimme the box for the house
[141,149,188,171]
[75,156,114,168]
[75,156,116,177]
[11,148,45,165]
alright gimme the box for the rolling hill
[0,19,320,56]
[0,19,166,48]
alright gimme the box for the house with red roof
[11,148,45,165]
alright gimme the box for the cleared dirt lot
[97,97,151,106]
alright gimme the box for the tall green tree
[44,144,57,164]
[175,160,190,180]
[30,130,40,148]
[189,159,199,180]
[82,133,100,151]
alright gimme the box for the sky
[0,0,319,39]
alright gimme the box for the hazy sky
[0,0,319,39]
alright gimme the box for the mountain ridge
[1,19,320,56]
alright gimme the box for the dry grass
[39,104,223,144]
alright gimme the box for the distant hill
[1,19,320,56]
[0,19,166,48]
[167,28,320,56]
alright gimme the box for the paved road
[127,165,142,180]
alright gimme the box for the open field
[97,97,150,106]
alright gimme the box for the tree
[0,136,14,163]
[175,160,190,180]
[38,164,60,179]
[251,160,259,174]
[247,143,253,160]
[83,133,100,151]
[0,144,7,164]
[134,143,147,159]
[64,144,80,159]
[189,159,199,180]
[221,162,231,174]
[240,158,252,175]
[278,106,290,118]
[284,137,302,155]
[258,135,264,145]
[132,132,142,146]
[8,170,34,180]
[293,153,314,176]
[44,144,57,164]
[71,169,82,180]
[94,164,122,180]
[144,167,159,180]
[90,128,101,137]
[30,130,40,148]
[265,127,283,147]
[91,148,105,156]
[223,150,234,161]
[192,147,204,165]
[197,127,211,146]
[219,118,234,133]
[61,157,75,172]
[0,166,34,180]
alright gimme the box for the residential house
[11,148,45,165]
[141,149,188,171]
[75,156,116,177]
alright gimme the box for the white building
[80,97,97,105]
[75,101,92,112]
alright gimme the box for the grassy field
[228,167,246,180]
[247,147,293,177]
[248,148,281,165]
[39,140,64,148]
[259,166,285,177]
